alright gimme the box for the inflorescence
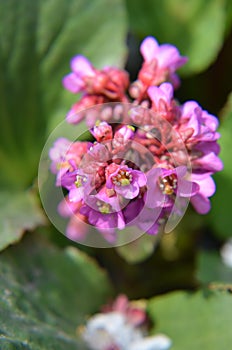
[49,36,223,243]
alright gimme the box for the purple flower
[179,101,220,142]
[190,173,216,214]
[148,83,174,108]
[147,82,179,122]
[80,189,125,232]
[61,170,92,203]
[138,36,188,88]
[140,37,188,71]
[90,121,113,142]
[49,138,72,174]
[63,55,95,93]
[112,125,135,150]
[106,165,147,199]
[62,55,129,101]
[146,166,199,209]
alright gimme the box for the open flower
[138,36,187,88]
[82,294,172,350]
[63,55,129,99]
[146,166,199,208]
[106,165,147,200]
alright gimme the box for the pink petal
[71,55,95,76]
[191,193,211,214]
[191,174,216,197]
[181,101,200,118]
[156,44,187,70]
[140,36,159,61]
[62,73,84,93]
[160,82,174,102]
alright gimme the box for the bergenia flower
[146,166,199,209]
[48,35,223,243]
[106,165,147,199]
[82,294,172,350]
[139,36,188,87]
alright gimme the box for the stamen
[158,174,177,195]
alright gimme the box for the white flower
[221,238,232,268]
[82,311,143,350]
[128,334,172,350]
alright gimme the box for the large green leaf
[125,0,231,75]
[0,190,46,252]
[0,0,127,189]
[148,290,232,349]
[208,93,232,238]
[0,233,112,349]
[197,250,232,285]
[116,233,160,264]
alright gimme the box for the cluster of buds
[49,36,223,243]
[81,294,172,350]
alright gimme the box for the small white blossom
[128,334,172,350]
[221,239,232,268]
[82,312,143,350]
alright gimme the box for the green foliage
[208,93,232,238]
[116,233,159,264]
[0,233,112,349]
[0,0,127,189]
[0,190,46,252]
[197,250,232,284]
[125,0,231,75]
[0,0,127,248]
[148,290,232,349]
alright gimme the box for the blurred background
[0,0,232,349]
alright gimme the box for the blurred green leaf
[125,0,230,75]
[197,250,232,285]
[0,190,46,252]
[116,233,159,263]
[0,233,112,349]
[208,93,232,238]
[148,290,232,349]
[0,0,127,189]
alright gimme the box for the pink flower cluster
[49,36,223,242]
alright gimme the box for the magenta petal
[195,152,223,172]
[146,183,164,208]
[160,82,174,102]
[66,107,84,124]
[178,179,199,197]
[66,215,87,241]
[133,170,147,187]
[69,187,83,202]
[148,86,167,107]
[191,174,216,197]
[140,36,159,61]
[181,101,200,118]
[157,44,187,70]
[191,193,211,214]
[202,111,219,131]
[70,55,95,76]
[116,183,139,199]
[62,73,84,93]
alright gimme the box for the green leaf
[197,250,232,285]
[116,233,160,264]
[0,233,112,349]
[148,290,232,349]
[125,0,229,75]
[0,190,46,252]
[0,0,127,189]
[208,93,232,238]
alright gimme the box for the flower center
[158,174,177,195]
[112,170,132,186]
[96,201,111,214]
[75,175,87,188]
